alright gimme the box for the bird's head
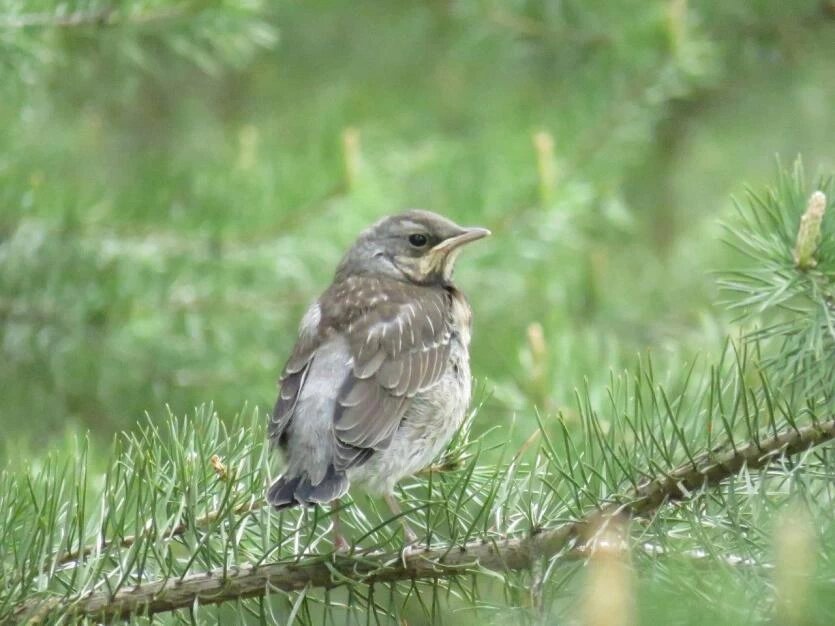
[336,210,490,285]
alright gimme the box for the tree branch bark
[17,417,835,623]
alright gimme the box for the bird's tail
[267,464,348,509]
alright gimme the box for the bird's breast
[347,336,471,495]
[447,287,473,346]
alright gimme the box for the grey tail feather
[267,465,348,510]
[267,475,302,509]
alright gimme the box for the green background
[3,1,833,452]
[2,1,835,623]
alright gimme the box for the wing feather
[272,276,461,473]
[269,342,317,446]
[353,348,385,379]
[331,279,455,467]
[392,353,413,396]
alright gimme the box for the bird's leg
[384,493,418,544]
[330,500,350,553]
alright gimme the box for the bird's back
[268,276,470,508]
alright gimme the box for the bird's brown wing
[331,282,454,470]
[269,309,320,448]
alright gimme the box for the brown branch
[16,418,835,623]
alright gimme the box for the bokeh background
[1,0,833,459]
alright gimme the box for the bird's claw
[403,525,419,545]
[333,533,351,554]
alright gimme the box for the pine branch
[51,499,265,570]
[0,1,278,83]
[0,6,186,29]
[51,461,470,570]
[16,417,835,623]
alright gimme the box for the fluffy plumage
[267,210,488,512]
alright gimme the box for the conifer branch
[0,6,186,29]
[51,465,468,570]
[17,417,835,623]
[51,498,266,570]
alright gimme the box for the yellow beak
[430,227,491,254]
[422,226,490,281]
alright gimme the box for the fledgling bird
[267,210,489,547]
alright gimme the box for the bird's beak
[430,227,491,255]
[423,226,490,281]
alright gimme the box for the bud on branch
[793,191,826,270]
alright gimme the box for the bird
[266,209,489,549]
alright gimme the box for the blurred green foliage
[1,0,833,451]
[2,1,835,624]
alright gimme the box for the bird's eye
[408,233,429,248]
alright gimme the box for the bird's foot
[402,522,419,546]
[398,531,433,567]
[384,493,421,548]
[333,533,351,554]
